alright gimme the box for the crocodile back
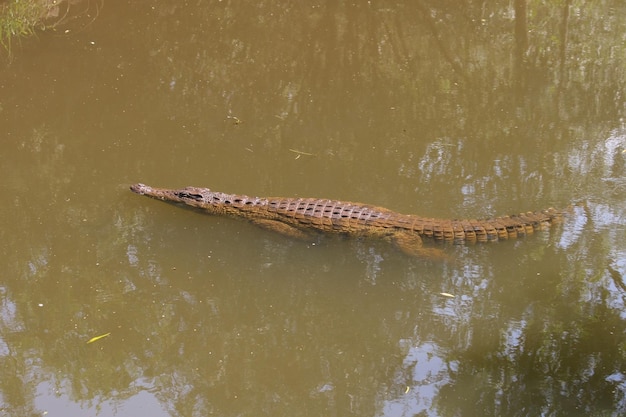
[206,193,561,242]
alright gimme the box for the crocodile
[130,183,562,257]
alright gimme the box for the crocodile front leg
[249,218,316,240]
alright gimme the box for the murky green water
[1,1,626,416]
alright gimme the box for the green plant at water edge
[1,0,103,58]
[0,0,46,55]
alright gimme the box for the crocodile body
[130,183,562,257]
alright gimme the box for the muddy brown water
[1,2,626,416]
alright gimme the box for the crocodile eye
[178,192,203,201]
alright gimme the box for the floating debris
[288,148,316,159]
[87,332,111,344]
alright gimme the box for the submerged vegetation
[0,0,99,57]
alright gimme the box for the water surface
[1,1,626,416]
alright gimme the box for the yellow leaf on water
[439,292,455,298]
[87,332,111,344]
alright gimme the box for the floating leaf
[439,292,455,298]
[87,332,111,344]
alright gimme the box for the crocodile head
[131,184,263,217]
[130,183,209,208]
